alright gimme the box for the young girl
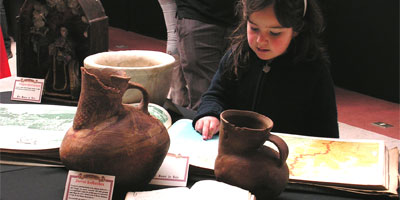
[193,0,339,140]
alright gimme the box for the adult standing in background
[170,0,238,110]
[158,0,179,56]
[158,0,180,103]
[0,0,12,59]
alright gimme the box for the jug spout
[73,67,130,130]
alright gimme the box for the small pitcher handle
[127,82,150,114]
[267,134,289,167]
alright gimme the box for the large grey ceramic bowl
[84,50,176,105]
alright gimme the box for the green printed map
[0,106,75,131]
[0,104,76,150]
[272,133,386,188]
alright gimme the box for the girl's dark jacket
[193,47,339,138]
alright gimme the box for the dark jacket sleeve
[192,51,233,127]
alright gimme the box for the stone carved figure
[45,26,80,98]
[18,0,106,103]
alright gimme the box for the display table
[0,91,398,200]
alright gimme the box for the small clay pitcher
[59,67,170,193]
[214,109,289,200]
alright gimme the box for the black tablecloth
[2,165,385,200]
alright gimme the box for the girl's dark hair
[228,0,329,78]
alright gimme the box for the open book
[125,180,255,200]
[167,119,399,198]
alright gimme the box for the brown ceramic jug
[214,109,289,200]
[59,67,170,192]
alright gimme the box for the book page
[125,187,191,200]
[168,119,219,170]
[270,132,387,189]
[190,180,253,200]
[125,181,253,200]
[284,148,399,197]
[387,148,399,195]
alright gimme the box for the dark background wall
[325,0,399,103]
[99,0,167,40]
[5,0,399,103]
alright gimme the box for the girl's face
[247,5,296,60]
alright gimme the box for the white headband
[303,0,307,17]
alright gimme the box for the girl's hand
[195,116,220,140]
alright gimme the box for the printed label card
[11,77,44,103]
[63,170,115,200]
[150,153,190,187]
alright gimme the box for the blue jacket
[193,48,339,138]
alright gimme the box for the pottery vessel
[83,50,176,105]
[214,109,289,200]
[59,67,170,191]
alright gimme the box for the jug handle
[267,134,289,167]
[127,82,150,114]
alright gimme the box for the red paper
[0,27,11,79]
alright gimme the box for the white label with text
[63,170,115,200]
[11,77,44,103]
